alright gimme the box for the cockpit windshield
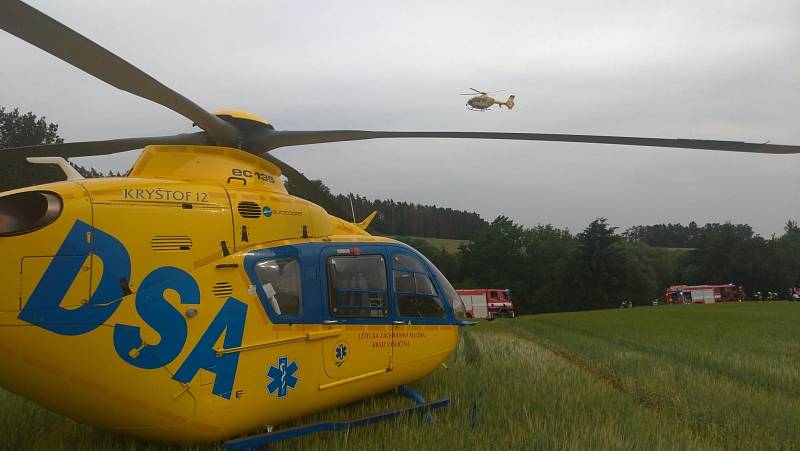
[417,253,468,320]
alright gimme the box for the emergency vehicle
[664,284,743,304]
[456,289,515,319]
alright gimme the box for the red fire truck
[664,284,744,304]
[456,289,515,319]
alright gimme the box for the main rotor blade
[251,130,800,154]
[0,0,239,147]
[0,132,208,160]
[261,153,351,220]
[469,88,484,94]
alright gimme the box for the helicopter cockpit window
[419,254,468,320]
[392,254,446,319]
[393,253,427,273]
[327,255,388,317]
[254,258,302,316]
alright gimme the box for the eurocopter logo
[266,356,299,398]
[262,204,303,218]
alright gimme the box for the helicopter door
[319,246,392,381]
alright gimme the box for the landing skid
[224,386,449,450]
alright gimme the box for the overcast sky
[1,0,799,236]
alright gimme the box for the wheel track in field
[491,319,800,451]
[498,328,666,414]
[500,323,800,449]
[501,328,732,450]
[507,319,800,404]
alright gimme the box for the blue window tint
[416,253,468,320]
[327,255,388,317]
[392,259,446,319]
[393,253,427,273]
[254,258,302,316]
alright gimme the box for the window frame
[325,253,390,320]
[389,249,452,323]
[253,257,304,319]
[244,245,307,324]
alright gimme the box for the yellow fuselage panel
[0,147,460,443]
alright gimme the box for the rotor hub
[213,110,274,133]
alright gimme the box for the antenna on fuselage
[349,193,357,223]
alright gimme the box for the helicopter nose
[0,191,63,237]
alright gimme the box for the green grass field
[389,236,468,254]
[1,302,797,450]
[418,237,468,254]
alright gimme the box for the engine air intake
[212,282,234,299]
[237,201,262,218]
[150,236,193,251]
[0,191,62,237]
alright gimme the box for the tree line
[0,107,66,192]
[408,216,800,315]
[622,222,756,248]
[0,107,123,191]
[282,178,489,239]
[331,193,487,239]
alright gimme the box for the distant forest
[331,194,487,239]
[283,178,488,240]
[622,222,756,248]
[440,217,800,315]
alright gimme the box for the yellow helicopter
[1,0,800,446]
[461,88,516,111]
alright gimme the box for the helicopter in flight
[461,88,516,111]
[1,0,799,446]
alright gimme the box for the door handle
[392,321,404,325]
[323,320,338,324]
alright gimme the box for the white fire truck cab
[456,288,516,319]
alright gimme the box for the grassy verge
[1,302,797,449]
[496,302,800,450]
